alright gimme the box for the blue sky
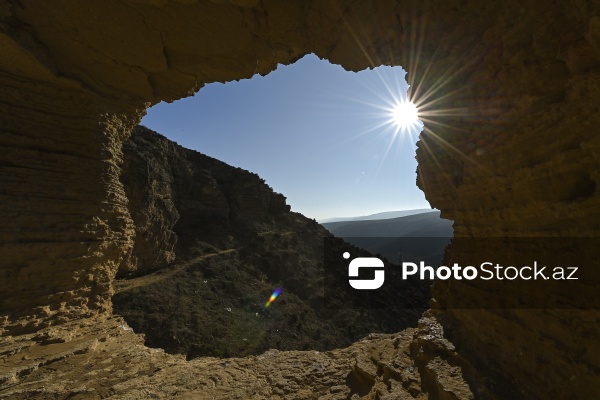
[141,54,431,221]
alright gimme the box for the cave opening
[113,54,454,360]
[4,2,598,398]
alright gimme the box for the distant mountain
[322,210,454,267]
[319,208,433,223]
[322,210,452,237]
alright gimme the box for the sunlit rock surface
[1,0,599,398]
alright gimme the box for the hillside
[112,126,430,359]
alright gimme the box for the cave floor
[0,314,473,399]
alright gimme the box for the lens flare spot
[265,287,282,308]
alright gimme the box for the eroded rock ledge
[1,314,474,399]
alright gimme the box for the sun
[391,100,419,129]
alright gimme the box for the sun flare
[391,100,419,129]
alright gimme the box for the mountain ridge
[323,211,454,271]
[322,210,453,238]
[319,208,434,223]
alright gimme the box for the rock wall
[0,73,139,334]
[407,3,600,398]
[1,0,599,398]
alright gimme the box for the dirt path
[113,249,237,293]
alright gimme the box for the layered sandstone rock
[1,0,599,399]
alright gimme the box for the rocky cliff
[1,1,599,399]
[118,125,290,275]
